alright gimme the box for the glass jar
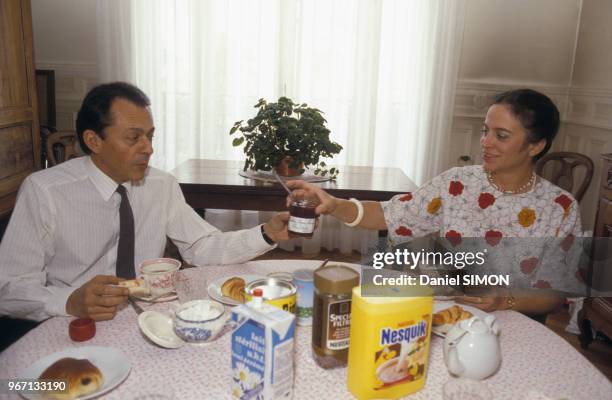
[311,264,360,369]
[288,199,317,238]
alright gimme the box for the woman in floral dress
[287,89,584,315]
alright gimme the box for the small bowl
[69,318,96,342]
[173,300,228,344]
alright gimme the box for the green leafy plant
[230,97,343,177]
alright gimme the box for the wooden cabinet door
[0,0,40,218]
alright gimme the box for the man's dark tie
[116,185,135,279]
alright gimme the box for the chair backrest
[46,130,82,166]
[535,151,594,203]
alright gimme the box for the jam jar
[288,199,317,238]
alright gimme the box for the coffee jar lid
[314,265,360,294]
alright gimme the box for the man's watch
[261,225,276,245]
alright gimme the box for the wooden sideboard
[0,0,40,238]
[579,153,612,348]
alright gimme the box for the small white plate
[19,346,131,399]
[207,274,265,306]
[131,292,178,303]
[138,311,184,349]
[432,301,488,337]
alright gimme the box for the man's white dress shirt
[0,157,274,321]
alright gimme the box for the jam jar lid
[290,199,317,208]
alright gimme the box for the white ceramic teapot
[443,315,501,380]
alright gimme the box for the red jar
[69,318,96,342]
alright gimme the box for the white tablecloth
[1,260,610,399]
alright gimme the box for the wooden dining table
[170,159,416,212]
[1,260,610,399]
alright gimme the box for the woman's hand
[454,295,508,312]
[285,180,339,216]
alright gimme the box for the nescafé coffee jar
[312,264,360,369]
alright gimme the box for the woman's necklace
[486,170,536,194]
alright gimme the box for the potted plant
[229,97,343,177]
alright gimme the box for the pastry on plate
[221,277,246,302]
[39,357,104,399]
[433,305,473,326]
[119,278,150,296]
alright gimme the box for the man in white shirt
[0,82,289,322]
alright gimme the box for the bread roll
[221,277,246,302]
[119,278,150,296]
[39,357,103,399]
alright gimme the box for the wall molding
[453,79,570,119]
[453,79,612,130]
[566,87,612,130]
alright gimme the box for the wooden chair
[46,130,82,166]
[535,151,594,203]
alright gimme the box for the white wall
[31,0,97,64]
[571,0,612,90]
[459,0,580,86]
[31,0,98,129]
[564,0,612,229]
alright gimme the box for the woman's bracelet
[344,198,364,227]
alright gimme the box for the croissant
[221,277,246,302]
[432,305,473,326]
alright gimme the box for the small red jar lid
[69,318,96,342]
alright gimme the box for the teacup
[173,299,229,344]
[139,258,181,297]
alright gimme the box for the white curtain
[96,0,466,254]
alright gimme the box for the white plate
[432,301,488,337]
[138,311,184,349]
[131,291,178,303]
[19,346,131,399]
[207,274,265,306]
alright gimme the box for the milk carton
[231,300,295,399]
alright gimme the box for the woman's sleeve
[381,171,448,244]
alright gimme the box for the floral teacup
[139,258,181,297]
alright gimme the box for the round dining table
[1,260,610,399]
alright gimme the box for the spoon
[272,170,293,198]
[318,258,330,269]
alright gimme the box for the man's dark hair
[76,82,150,154]
[493,89,560,161]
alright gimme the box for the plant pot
[274,156,304,177]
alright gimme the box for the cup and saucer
[129,258,181,302]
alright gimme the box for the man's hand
[263,212,291,242]
[66,275,129,321]
[285,180,339,216]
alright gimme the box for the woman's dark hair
[76,82,150,154]
[493,88,560,161]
